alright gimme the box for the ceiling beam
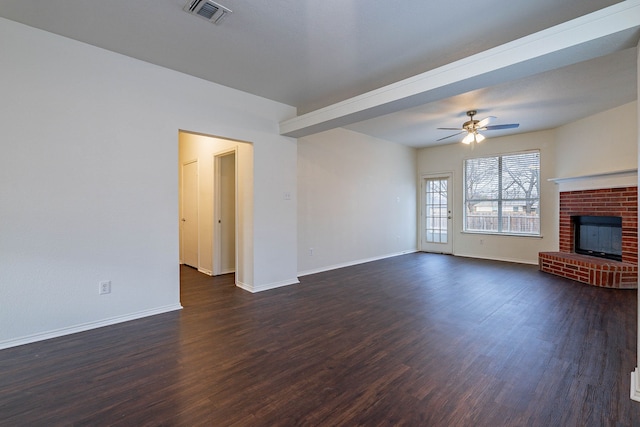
[280,0,640,138]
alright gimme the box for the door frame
[420,172,454,254]
[213,147,238,276]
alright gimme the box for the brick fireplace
[539,186,638,288]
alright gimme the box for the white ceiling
[345,48,638,147]
[1,0,638,147]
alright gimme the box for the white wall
[0,17,297,348]
[416,101,638,264]
[555,101,637,178]
[253,131,299,290]
[297,128,417,275]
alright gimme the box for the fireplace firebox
[573,215,622,261]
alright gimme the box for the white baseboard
[0,303,183,350]
[297,249,418,277]
[198,268,213,276]
[236,278,300,293]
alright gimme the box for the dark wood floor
[1,253,639,426]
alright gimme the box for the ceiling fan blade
[437,131,466,141]
[484,123,520,130]
[437,127,462,130]
[476,116,496,129]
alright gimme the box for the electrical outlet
[309,247,313,256]
[99,280,111,295]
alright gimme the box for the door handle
[181,218,186,222]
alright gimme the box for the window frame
[463,150,541,237]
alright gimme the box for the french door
[421,173,453,254]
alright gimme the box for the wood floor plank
[1,253,639,426]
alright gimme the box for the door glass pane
[425,178,448,243]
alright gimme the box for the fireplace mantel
[548,169,637,192]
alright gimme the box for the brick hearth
[539,186,638,288]
[539,252,637,288]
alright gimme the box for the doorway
[178,130,250,286]
[214,150,236,275]
[421,173,453,254]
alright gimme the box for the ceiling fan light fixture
[437,110,520,145]
[462,133,475,144]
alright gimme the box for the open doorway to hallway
[178,131,251,294]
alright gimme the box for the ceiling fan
[437,110,520,144]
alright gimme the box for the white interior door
[218,152,236,274]
[181,160,199,268]
[214,151,237,276]
[421,173,453,254]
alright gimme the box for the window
[464,151,540,235]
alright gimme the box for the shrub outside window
[464,151,540,235]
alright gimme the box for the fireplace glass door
[574,215,622,261]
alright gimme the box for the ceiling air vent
[184,0,232,24]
